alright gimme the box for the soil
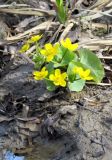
[0,54,112,160]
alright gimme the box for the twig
[0,4,29,8]
[89,0,111,9]
[25,46,36,55]
[86,82,112,86]
[0,8,56,16]
[59,22,74,40]
[98,56,112,59]
[50,24,63,43]
[80,39,112,46]
[19,54,35,65]
[82,8,112,21]
[6,21,59,41]
[106,1,112,7]
[80,9,112,17]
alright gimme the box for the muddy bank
[0,56,112,160]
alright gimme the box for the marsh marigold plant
[19,35,104,92]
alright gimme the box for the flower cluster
[19,35,104,92]
[19,35,42,53]
[32,37,80,88]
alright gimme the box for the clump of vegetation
[55,0,67,24]
[19,35,104,92]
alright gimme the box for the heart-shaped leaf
[78,48,105,83]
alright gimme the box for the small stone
[0,88,10,102]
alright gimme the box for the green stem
[36,42,41,54]
[44,77,50,81]
[51,60,59,64]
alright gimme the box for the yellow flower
[49,69,67,87]
[73,66,93,80]
[40,43,59,62]
[19,43,30,53]
[28,35,42,43]
[33,67,48,80]
[61,38,78,51]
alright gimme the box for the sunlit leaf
[33,53,45,69]
[45,79,56,91]
[68,79,85,92]
[53,46,75,67]
[56,0,67,24]
[78,48,105,83]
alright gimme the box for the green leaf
[67,61,76,82]
[56,0,63,6]
[78,48,105,83]
[56,0,67,24]
[45,63,56,91]
[57,8,67,24]
[53,46,64,62]
[68,79,85,92]
[46,62,54,74]
[53,47,75,67]
[33,53,45,69]
[61,50,75,66]
[45,79,56,91]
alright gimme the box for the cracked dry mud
[0,57,112,160]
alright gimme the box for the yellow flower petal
[61,38,78,51]
[33,67,48,80]
[45,43,52,50]
[84,69,91,77]
[40,43,59,62]
[84,76,93,80]
[54,43,60,50]
[60,80,66,87]
[49,69,67,87]
[73,66,93,81]
[55,69,61,76]
[76,67,83,73]
[34,76,39,80]
[46,55,53,62]
[42,67,46,72]
[33,71,39,76]
[62,72,67,79]
[19,43,30,53]
[28,35,42,43]
[70,43,78,51]
[40,49,46,55]
[66,38,71,44]
[54,81,60,86]
[49,74,55,81]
